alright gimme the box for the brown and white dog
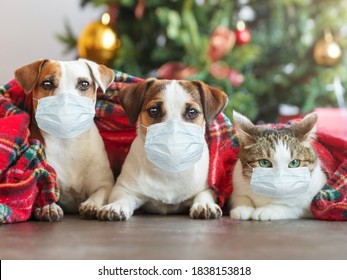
[15,59,115,220]
[97,79,228,221]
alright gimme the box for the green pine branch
[56,21,77,54]
[58,0,347,121]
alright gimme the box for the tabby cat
[230,111,327,220]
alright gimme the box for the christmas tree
[59,0,347,122]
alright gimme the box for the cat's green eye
[258,159,272,168]
[288,159,301,168]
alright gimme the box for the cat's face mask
[250,167,311,198]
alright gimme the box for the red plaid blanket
[311,132,347,220]
[0,71,238,223]
[0,96,60,224]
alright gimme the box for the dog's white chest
[43,125,102,211]
[116,136,210,210]
[143,173,202,204]
[44,137,87,209]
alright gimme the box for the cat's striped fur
[230,111,327,220]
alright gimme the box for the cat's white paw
[230,206,254,220]
[251,206,283,220]
[252,205,303,220]
[97,203,133,221]
[189,202,222,219]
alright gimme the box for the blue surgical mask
[34,93,96,138]
[250,167,311,198]
[142,119,206,173]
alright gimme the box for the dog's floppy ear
[14,59,49,94]
[192,80,228,126]
[118,78,155,125]
[80,58,115,93]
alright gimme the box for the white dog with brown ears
[97,79,228,221]
[15,59,115,220]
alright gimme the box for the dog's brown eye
[41,80,54,91]
[147,107,160,118]
[78,80,90,91]
[187,108,199,119]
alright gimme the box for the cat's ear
[293,112,317,141]
[232,111,257,146]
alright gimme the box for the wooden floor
[1,214,347,260]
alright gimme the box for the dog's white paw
[79,201,99,218]
[230,206,254,220]
[189,202,222,219]
[97,203,133,221]
[34,203,64,222]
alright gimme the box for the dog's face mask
[34,93,96,138]
[141,119,206,172]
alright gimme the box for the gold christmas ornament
[313,29,342,67]
[78,13,120,65]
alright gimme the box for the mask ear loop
[241,162,256,180]
[31,96,41,126]
[92,81,99,105]
[140,123,149,129]
[246,162,255,171]
[32,92,55,102]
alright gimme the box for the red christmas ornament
[208,26,235,62]
[135,0,146,19]
[210,61,230,80]
[235,21,251,45]
[228,68,244,87]
[157,62,197,80]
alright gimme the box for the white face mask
[250,167,311,198]
[34,93,96,138]
[142,119,206,173]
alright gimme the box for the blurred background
[1,0,347,124]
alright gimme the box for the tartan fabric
[206,113,239,208]
[310,132,347,220]
[0,97,59,224]
[94,70,143,178]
